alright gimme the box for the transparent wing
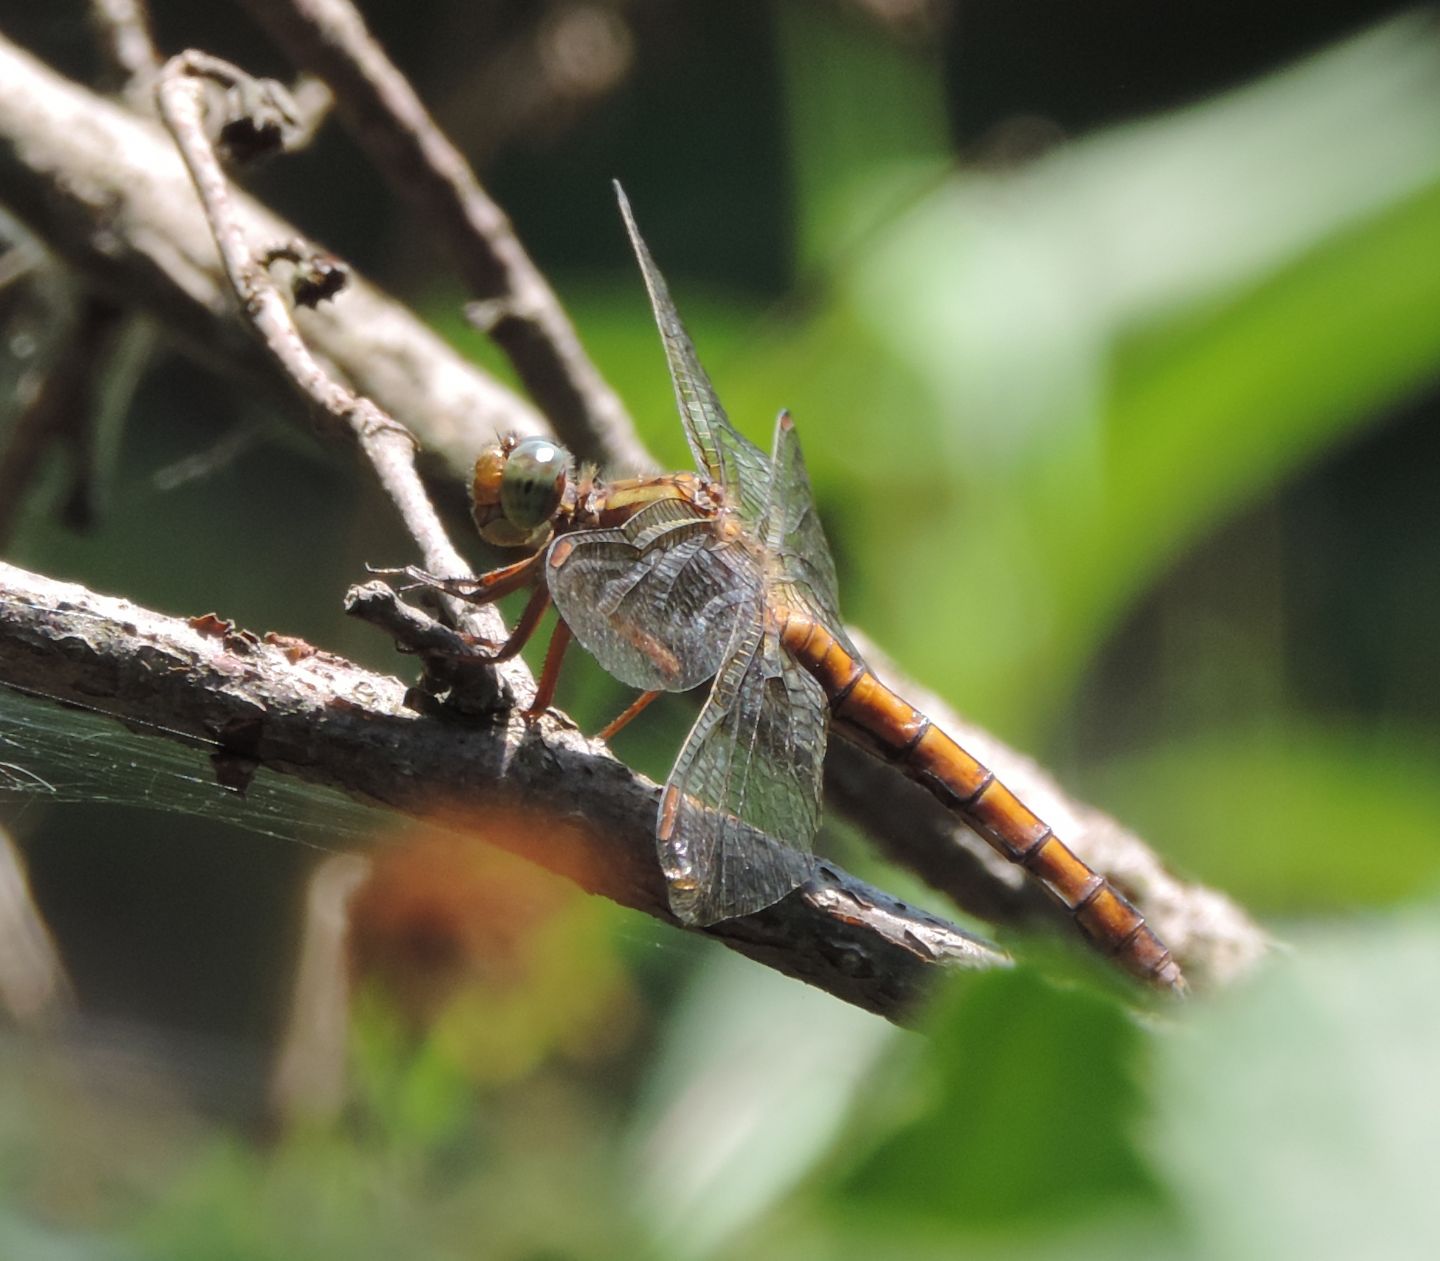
[764,411,859,655]
[546,498,757,691]
[657,611,827,925]
[614,182,772,527]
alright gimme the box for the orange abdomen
[778,610,1185,994]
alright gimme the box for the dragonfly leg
[382,553,571,720]
[596,690,662,742]
[393,552,544,606]
[384,555,551,668]
[380,549,551,656]
[473,582,552,664]
[523,616,573,718]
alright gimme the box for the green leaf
[1152,906,1440,1261]
[833,968,1164,1230]
[1086,723,1440,911]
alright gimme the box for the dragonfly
[414,185,1185,994]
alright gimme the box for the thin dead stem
[155,51,522,707]
[238,0,649,471]
[89,0,162,107]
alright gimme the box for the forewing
[657,613,828,924]
[546,498,755,691]
[614,183,771,526]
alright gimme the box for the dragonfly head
[470,435,572,549]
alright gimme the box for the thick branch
[0,31,542,482]
[0,562,1007,1024]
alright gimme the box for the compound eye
[500,438,568,532]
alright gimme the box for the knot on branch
[343,580,511,718]
[260,240,348,309]
[218,76,302,164]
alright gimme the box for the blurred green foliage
[3,2,1439,1259]
[833,970,1163,1228]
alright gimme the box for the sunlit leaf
[1086,724,1440,910]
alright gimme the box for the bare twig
[0,235,44,292]
[89,0,162,107]
[0,562,1008,1024]
[0,294,126,544]
[434,4,634,170]
[0,32,544,481]
[0,826,73,1028]
[238,0,649,471]
[280,75,336,151]
[0,272,75,542]
[268,852,370,1128]
[155,51,522,709]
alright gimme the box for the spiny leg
[384,551,544,607]
[479,583,552,665]
[525,617,573,718]
[596,689,662,742]
[375,551,549,664]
